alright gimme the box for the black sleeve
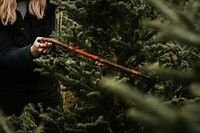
[47,0,50,3]
[0,25,34,72]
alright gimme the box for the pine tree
[102,0,200,133]
[3,0,200,133]
[33,0,160,132]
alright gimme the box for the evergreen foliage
[1,0,200,133]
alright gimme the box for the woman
[0,0,63,116]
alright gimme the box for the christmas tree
[102,0,200,133]
[1,0,200,133]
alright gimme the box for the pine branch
[101,77,200,133]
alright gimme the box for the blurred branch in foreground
[101,77,200,133]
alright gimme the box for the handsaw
[39,37,150,79]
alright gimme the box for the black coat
[0,1,62,115]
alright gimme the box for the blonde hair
[0,0,46,25]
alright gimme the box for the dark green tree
[102,0,200,133]
[30,0,160,132]
[2,0,200,133]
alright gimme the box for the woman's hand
[30,37,52,57]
